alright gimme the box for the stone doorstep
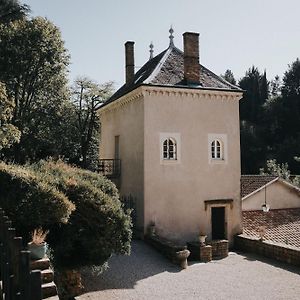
[30,258,50,271]
[42,282,57,299]
[30,257,58,299]
[41,269,54,284]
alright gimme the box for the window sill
[160,159,180,165]
[209,158,226,164]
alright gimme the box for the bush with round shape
[0,162,75,239]
[30,160,132,269]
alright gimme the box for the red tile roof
[242,209,300,248]
[241,175,278,198]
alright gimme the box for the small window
[163,138,177,160]
[211,139,222,159]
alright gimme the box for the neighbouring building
[241,175,300,248]
[241,175,300,211]
[98,29,243,246]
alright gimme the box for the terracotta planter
[28,242,47,260]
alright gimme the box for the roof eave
[144,83,243,93]
[242,177,279,200]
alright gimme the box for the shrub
[0,162,74,239]
[30,160,132,269]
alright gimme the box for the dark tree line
[223,59,300,174]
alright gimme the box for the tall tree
[270,75,281,97]
[239,66,269,124]
[263,58,300,173]
[0,0,29,24]
[221,69,236,85]
[0,82,20,151]
[0,17,70,163]
[239,67,270,173]
[71,78,113,169]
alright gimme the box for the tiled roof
[105,45,241,105]
[242,209,300,249]
[241,175,278,198]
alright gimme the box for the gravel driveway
[76,240,300,300]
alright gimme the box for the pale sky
[23,0,300,89]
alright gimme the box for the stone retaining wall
[235,234,300,267]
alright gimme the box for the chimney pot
[183,32,200,84]
[125,41,135,85]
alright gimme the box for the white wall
[243,180,300,211]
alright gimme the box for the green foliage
[221,69,236,85]
[71,77,113,170]
[0,17,70,163]
[240,120,266,174]
[29,160,132,269]
[0,162,74,239]
[239,67,270,173]
[260,159,291,179]
[0,82,21,150]
[259,59,300,173]
[260,159,300,187]
[0,0,30,24]
[282,58,300,99]
[239,67,269,124]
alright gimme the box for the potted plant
[199,230,207,246]
[28,228,49,260]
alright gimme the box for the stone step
[30,258,50,271]
[42,282,57,299]
[41,269,54,284]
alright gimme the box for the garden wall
[235,234,300,267]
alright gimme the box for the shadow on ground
[80,240,180,293]
[235,250,300,275]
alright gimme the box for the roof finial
[149,41,154,60]
[169,26,174,47]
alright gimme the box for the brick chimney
[183,32,200,84]
[125,41,135,85]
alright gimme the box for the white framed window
[208,134,227,163]
[211,139,222,159]
[160,132,181,163]
[163,138,177,160]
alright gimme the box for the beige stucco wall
[99,91,145,228]
[143,87,243,247]
[242,180,300,211]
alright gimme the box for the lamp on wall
[262,185,270,212]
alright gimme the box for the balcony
[98,159,121,178]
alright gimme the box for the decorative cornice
[143,85,243,101]
[98,85,243,115]
[98,87,144,115]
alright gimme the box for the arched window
[163,138,177,160]
[211,139,222,159]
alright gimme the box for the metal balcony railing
[98,159,121,178]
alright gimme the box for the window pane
[211,141,215,158]
[162,138,177,160]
